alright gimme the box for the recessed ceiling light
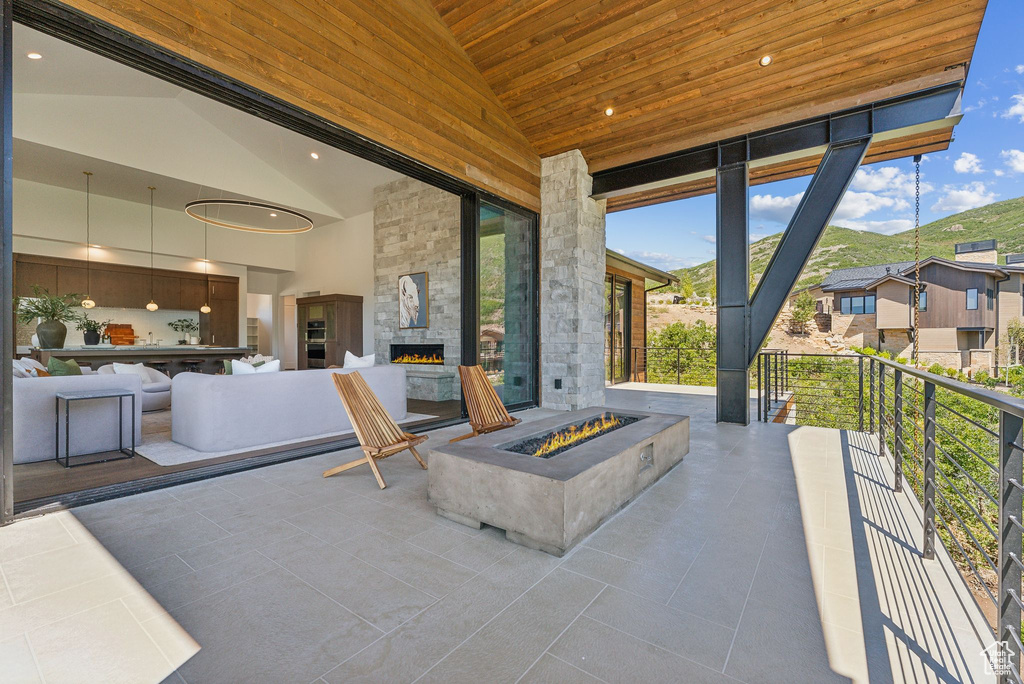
[605,107,614,117]
[269,212,277,217]
[310,152,319,159]
[26,52,42,60]
[758,55,773,67]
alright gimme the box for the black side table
[54,388,137,468]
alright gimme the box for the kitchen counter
[30,346,251,375]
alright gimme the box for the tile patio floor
[0,385,996,683]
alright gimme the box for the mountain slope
[671,196,1024,295]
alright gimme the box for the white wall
[277,211,376,354]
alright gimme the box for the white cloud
[851,166,932,197]
[701,235,716,244]
[930,182,997,213]
[953,152,984,174]
[1016,65,1024,75]
[995,169,1006,177]
[750,192,804,224]
[834,191,907,221]
[1004,94,1024,123]
[749,232,771,243]
[1002,149,1024,174]
[615,250,698,271]
[832,219,914,235]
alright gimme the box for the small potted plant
[169,318,199,345]
[75,313,110,346]
[15,285,83,349]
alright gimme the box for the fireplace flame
[533,413,621,457]
[392,353,444,365]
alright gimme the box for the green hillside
[671,196,1024,296]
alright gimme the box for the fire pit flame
[533,413,621,457]
[392,353,444,365]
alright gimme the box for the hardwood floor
[14,400,464,506]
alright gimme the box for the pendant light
[146,186,159,311]
[200,206,212,314]
[80,171,96,309]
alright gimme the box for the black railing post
[878,363,885,456]
[676,347,681,386]
[893,369,903,492]
[869,358,875,434]
[923,380,936,560]
[757,353,762,423]
[998,409,1024,683]
[858,356,865,432]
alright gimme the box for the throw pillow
[255,359,280,373]
[11,361,29,379]
[18,358,47,375]
[112,362,149,379]
[47,358,83,376]
[230,359,257,375]
[344,351,375,368]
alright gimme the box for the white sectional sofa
[13,374,144,464]
[171,366,407,452]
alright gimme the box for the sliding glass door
[478,201,537,407]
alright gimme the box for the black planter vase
[83,330,101,345]
[35,320,67,349]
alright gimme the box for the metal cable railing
[630,346,717,386]
[758,350,1024,681]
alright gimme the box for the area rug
[136,412,437,466]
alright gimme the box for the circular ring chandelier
[184,199,313,234]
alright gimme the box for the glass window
[851,296,865,315]
[919,291,927,311]
[865,295,876,314]
[987,288,994,310]
[967,288,978,310]
[840,297,851,314]
[479,201,537,407]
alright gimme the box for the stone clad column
[540,150,607,411]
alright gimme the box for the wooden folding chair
[323,371,427,489]
[450,364,522,443]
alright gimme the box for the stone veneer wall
[373,178,461,398]
[540,150,606,411]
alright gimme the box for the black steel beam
[591,82,961,199]
[0,0,11,524]
[715,162,750,425]
[747,137,870,361]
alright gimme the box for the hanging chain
[913,155,921,364]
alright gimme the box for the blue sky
[607,2,1024,272]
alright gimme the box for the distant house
[605,250,679,384]
[813,240,1024,372]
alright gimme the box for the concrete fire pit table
[428,407,689,556]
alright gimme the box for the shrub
[945,367,959,379]
[879,350,893,360]
[895,356,908,365]
[928,363,945,376]
[984,376,999,389]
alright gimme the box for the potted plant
[15,286,83,349]
[75,313,110,346]
[169,318,199,345]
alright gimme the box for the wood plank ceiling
[432,0,988,207]
[58,0,543,210]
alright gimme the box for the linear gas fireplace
[390,343,444,365]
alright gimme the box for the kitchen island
[30,346,251,376]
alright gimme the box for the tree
[790,291,816,334]
[1007,317,1024,365]
[679,273,695,301]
